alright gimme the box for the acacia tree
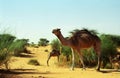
[0,34,16,69]
[38,38,49,46]
[100,34,120,68]
[0,33,29,70]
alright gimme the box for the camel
[52,28,101,71]
[47,49,60,66]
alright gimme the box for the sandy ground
[0,45,120,78]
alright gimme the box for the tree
[0,34,16,69]
[100,34,118,68]
[108,35,120,46]
[38,38,49,46]
[0,32,30,69]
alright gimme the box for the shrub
[0,33,29,69]
[51,39,61,50]
[13,39,29,56]
[0,34,16,69]
[28,59,40,66]
[38,38,49,46]
[100,34,117,68]
[82,48,97,67]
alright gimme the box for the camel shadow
[0,69,51,74]
[0,69,52,78]
[99,69,120,73]
[0,69,56,78]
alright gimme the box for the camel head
[52,28,61,36]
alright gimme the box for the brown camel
[47,49,60,66]
[52,28,101,71]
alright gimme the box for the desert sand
[0,45,119,78]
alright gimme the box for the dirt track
[0,46,119,78]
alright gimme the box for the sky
[0,0,120,43]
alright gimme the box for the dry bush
[28,59,40,66]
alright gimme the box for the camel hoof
[82,67,86,71]
[96,68,100,71]
[70,68,74,71]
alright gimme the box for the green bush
[51,39,61,50]
[13,39,29,56]
[105,63,112,69]
[82,48,97,67]
[100,34,117,68]
[0,33,29,69]
[38,38,49,46]
[0,34,16,69]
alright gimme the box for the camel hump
[70,29,100,45]
[72,29,99,39]
[78,29,97,35]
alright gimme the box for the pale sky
[0,0,120,43]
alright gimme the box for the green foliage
[104,63,112,69]
[28,59,40,66]
[0,34,16,69]
[51,39,71,56]
[38,38,49,46]
[13,39,29,56]
[61,46,71,56]
[82,48,97,66]
[30,42,38,47]
[108,35,120,46]
[0,33,29,69]
[51,39,61,50]
[100,34,118,68]
[100,34,117,58]
[0,34,16,50]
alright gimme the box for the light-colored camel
[47,49,60,66]
[52,28,101,71]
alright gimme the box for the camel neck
[56,32,68,46]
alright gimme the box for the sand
[1,45,119,78]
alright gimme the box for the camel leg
[78,51,86,70]
[94,45,101,71]
[71,48,75,70]
[96,53,101,71]
[47,55,51,66]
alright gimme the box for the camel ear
[57,28,61,31]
